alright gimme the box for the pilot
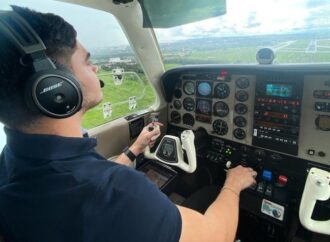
[0,6,257,242]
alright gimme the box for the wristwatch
[123,146,137,162]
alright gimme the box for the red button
[278,175,288,186]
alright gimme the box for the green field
[162,37,330,65]
[82,71,156,129]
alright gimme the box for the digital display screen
[266,84,293,98]
[196,99,212,115]
[146,169,169,188]
[196,99,212,123]
[197,81,212,97]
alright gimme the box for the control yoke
[299,167,330,235]
[144,130,197,173]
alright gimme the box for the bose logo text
[40,81,64,94]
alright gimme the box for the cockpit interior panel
[164,65,330,166]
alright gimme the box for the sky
[1,0,330,49]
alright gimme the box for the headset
[0,11,83,118]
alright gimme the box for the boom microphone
[99,79,105,88]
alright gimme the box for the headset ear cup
[24,69,83,118]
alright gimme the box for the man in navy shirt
[0,6,256,242]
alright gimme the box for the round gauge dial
[234,116,247,127]
[235,90,249,102]
[214,83,230,99]
[183,97,195,111]
[213,101,229,117]
[183,81,195,95]
[233,128,246,140]
[236,77,250,89]
[170,111,181,124]
[197,99,211,114]
[213,119,228,136]
[183,113,195,126]
[174,89,182,98]
[173,100,181,109]
[235,103,248,114]
[197,82,212,96]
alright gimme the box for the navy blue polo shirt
[0,128,181,242]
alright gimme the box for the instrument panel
[168,71,256,144]
[163,65,330,166]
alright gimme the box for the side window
[77,11,156,129]
[84,61,156,129]
[1,1,156,130]
[83,21,157,129]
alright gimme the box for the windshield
[154,0,330,68]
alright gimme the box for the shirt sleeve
[83,165,182,242]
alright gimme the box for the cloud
[1,0,330,48]
[155,0,314,42]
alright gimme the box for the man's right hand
[224,165,257,195]
[177,165,257,242]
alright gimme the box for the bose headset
[0,10,83,118]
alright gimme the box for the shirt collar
[4,127,97,160]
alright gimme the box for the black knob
[272,209,281,218]
[174,89,182,99]
[318,151,326,157]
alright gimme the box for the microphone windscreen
[99,79,105,88]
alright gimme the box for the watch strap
[123,146,137,162]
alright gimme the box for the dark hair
[0,5,77,128]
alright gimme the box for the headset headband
[0,11,56,71]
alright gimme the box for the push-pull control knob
[226,160,232,169]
